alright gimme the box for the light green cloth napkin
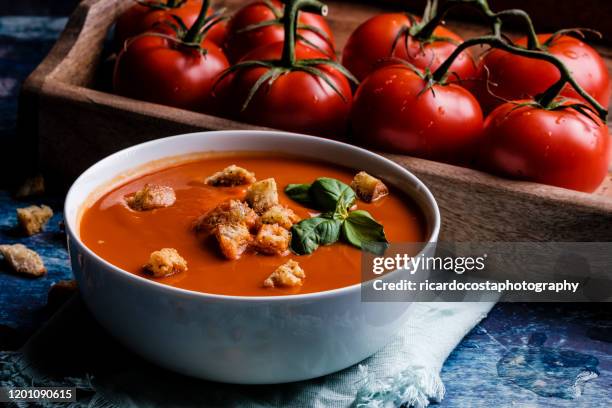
[0,297,494,407]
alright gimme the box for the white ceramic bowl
[64,130,440,384]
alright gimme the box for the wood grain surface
[17,0,612,241]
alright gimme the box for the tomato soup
[80,153,427,296]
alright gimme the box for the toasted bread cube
[205,165,256,187]
[15,175,45,199]
[0,244,46,277]
[143,248,187,278]
[263,260,305,288]
[260,205,300,230]
[196,200,258,234]
[255,223,290,255]
[16,205,53,236]
[214,223,252,260]
[126,184,176,211]
[351,171,389,203]
[246,178,279,214]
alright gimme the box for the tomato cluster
[345,8,610,193]
[111,0,610,193]
[113,0,349,136]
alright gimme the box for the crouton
[15,175,45,199]
[143,248,187,278]
[205,165,256,187]
[214,223,252,260]
[126,184,176,211]
[196,200,258,234]
[263,259,305,288]
[254,223,290,255]
[351,171,389,203]
[246,178,279,214]
[260,205,300,230]
[0,244,46,277]
[16,205,53,236]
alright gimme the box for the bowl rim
[65,130,441,302]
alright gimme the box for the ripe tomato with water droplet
[478,99,610,192]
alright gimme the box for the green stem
[183,0,210,44]
[412,0,456,39]
[431,35,607,120]
[421,0,439,23]
[472,0,539,49]
[413,0,540,50]
[281,0,328,66]
[537,78,567,107]
[494,9,539,49]
[431,35,493,81]
[167,0,178,7]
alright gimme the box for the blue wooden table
[1,13,611,408]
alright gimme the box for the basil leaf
[285,183,313,207]
[316,218,343,245]
[310,177,356,212]
[291,216,342,255]
[342,210,387,249]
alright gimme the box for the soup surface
[80,153,427,296]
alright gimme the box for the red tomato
[478,100,610,192]
[350,64,483,162]
[224,0,335,62]
[216,43,351,138]
[471,34,611,114]
[113,34,229,112]
[114,0,226,48]
[342,13,476,82]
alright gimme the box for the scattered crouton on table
[260,205,300,230]
[214,223,252,260]
[205,165,256,187]
[246,178,279,214]
[255,223,290,255]
[263,259,305,288]
[351,171,389,203]
[16,204,53,236]
[196,199,258,234]
[127,184,176,211]
[143,248,187,278]
[0,243,46,277]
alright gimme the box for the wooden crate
[18,0,612,241]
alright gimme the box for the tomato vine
[234,0,335,56]
[159,0,226,49]
[216,0,357,111]
[419,0,608,121]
